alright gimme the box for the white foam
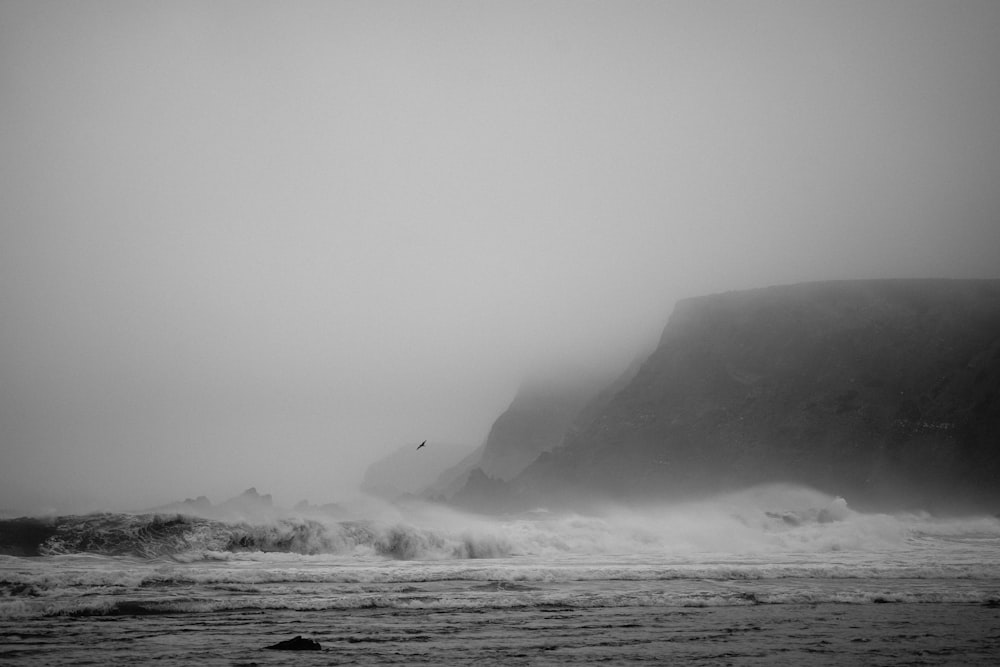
[17,485,1000,563]
[4,485,999,620]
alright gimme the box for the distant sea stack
[443,369,627,511]
[465,280,1000,513]
[476,372,615,481]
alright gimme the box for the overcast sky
[2,1,999,514]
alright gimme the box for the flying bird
[416,440,426,450]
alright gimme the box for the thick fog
[2,1,999,514]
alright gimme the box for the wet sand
[4,602,998,665]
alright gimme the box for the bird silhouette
[416,440,426,450]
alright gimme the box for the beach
[3,493,999,664]
[3,597,998,665]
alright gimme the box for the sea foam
[3,484,998,563]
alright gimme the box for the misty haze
[2,1,999,665]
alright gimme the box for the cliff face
[506,280,1000,512]
[442,370,622,510]
[474,374,608,481]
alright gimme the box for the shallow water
[4,600,999,665]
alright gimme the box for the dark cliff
[444,369,624,511]
[486,279,1000,512]
[475,372,613,481]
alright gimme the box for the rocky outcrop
[421,444,487,502]
[439,369,626,510]
[144,488,280,521]
[474,371,616,482]
[476,279,1000,513]
[264,635,321,651]
[448,468,514,513]
[426,370,624,506]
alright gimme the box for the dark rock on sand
[264,635,321,651]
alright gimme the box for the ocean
[2,486,998,665]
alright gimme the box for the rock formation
[461,279,1000,513]
[475,373,610,481]
[264,635,321,650]
[439,368,624,508]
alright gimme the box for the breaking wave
[2,487,999,621]
[0,514,512,561]
[1,485,998,562]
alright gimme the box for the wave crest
[3,486,999,561]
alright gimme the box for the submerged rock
[264,635,321,651]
